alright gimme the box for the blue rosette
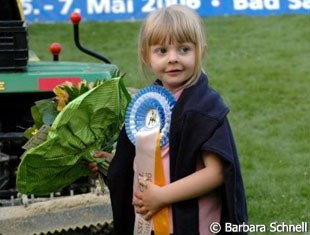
[125,85,176,146]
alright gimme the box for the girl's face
[149,42,196,93]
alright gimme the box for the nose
[168,50,179,63]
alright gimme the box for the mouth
[165,69,183,75]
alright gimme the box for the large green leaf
[16,77,131,195]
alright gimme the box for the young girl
[107,5,248,235]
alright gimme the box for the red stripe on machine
[39,77,81,91]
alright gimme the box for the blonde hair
[138,5,207,87]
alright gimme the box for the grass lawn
[28,14,309,233]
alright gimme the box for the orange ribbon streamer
[153,132,170,235]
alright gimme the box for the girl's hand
[88,151,113,176]
[133,178,166,220]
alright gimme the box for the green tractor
[0,1,117,234]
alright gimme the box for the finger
[133,199,144,208]
[94,151,107,158]
[133,191,143,200]
[90,166,99,174]
[136,206,148,215]
[94,151,113,161]
[88,163,98,172]
[144,211,153,221]
[132,197,141,207]
[88,162,97,168]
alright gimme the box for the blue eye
[159,48,167,54]
[180,46,191,53]
[153,47,167,54]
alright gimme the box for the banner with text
[22,0,310,22]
